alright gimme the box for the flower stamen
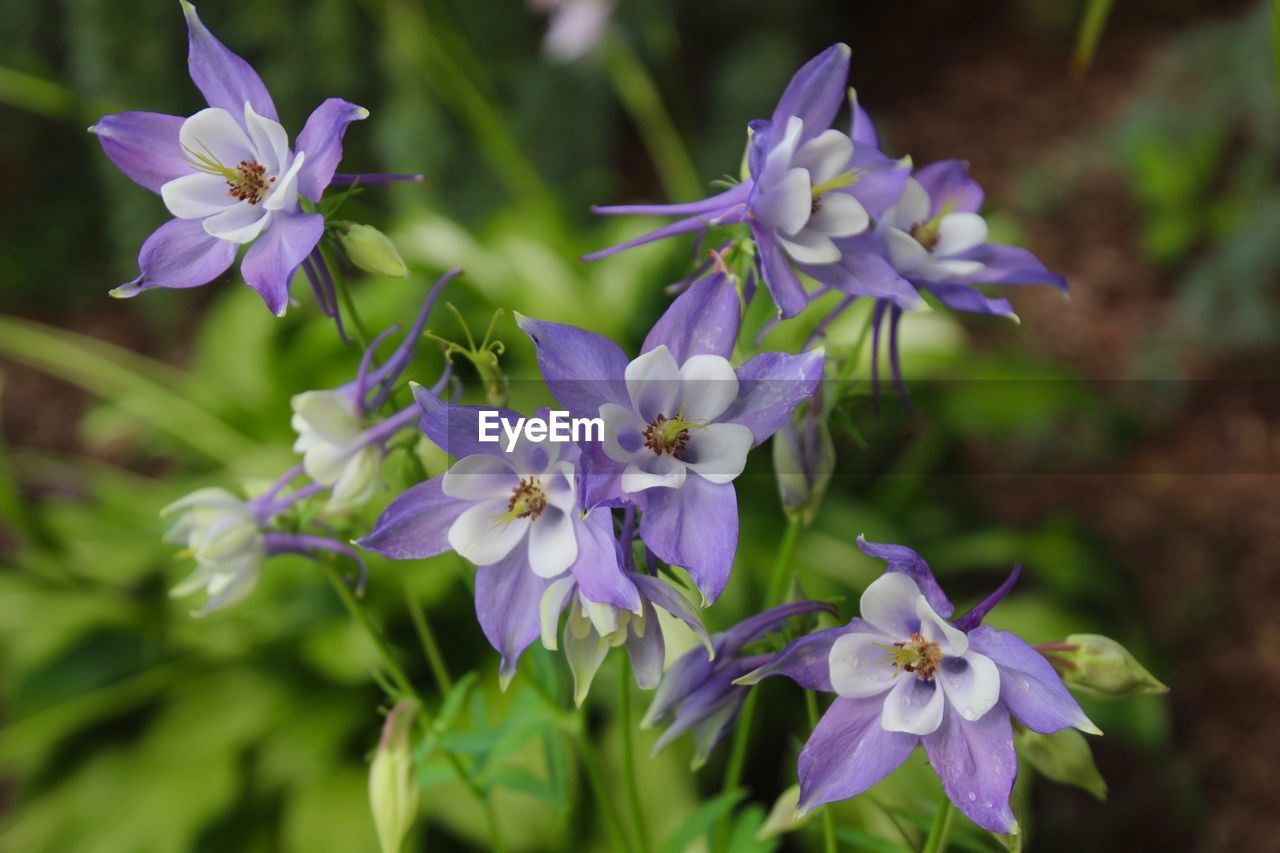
[643,408,705,458]
[494,477,547,528]
[875,632,943,680]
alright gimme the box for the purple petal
[295,98,369,203]
[751,222,810,318]
[960,242,1068,291]
[474,550,552,688]
[953,566,1021,632]
[642,272,742,363]
[849,90,879,148]
[578,441,627,510]
[849,147,910,219]
[921,704,1018,834]
[592,182,751,217]
[921,283,1015,318]
[516,315,631,416]
[804,236,920,308]
[91,112,189,194]
[797,697,917,812]
[855,536,954,618]
[737,624,853,691]
[644,641,717,727]
[356,476,465,559]
[630,572,712,652]
[968,626,1098,735]
[112,218,236,297]
[182,1,277,123]
[240,212,324,316]
[652,664,749,756]
[639,477,738,605]
[626,599,666,689]
[770,43,851,143]
[410,384,523,460]
[720,350,825,446]
[583,214,724,262]
[570,508,640,613]
[718,600,838,658]
[914,160,983,217]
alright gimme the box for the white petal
[442,453,520,500]
[776,228,841,265]
[564,614,609,707]
[933,212,988,257]
[302,441,354,486]
[626,346,682,421]
[884,227,929,274]
[757,115,804,185]
[919,259,986,281]
[755,167,813,236]
[161,172,239,219]
[808,192,869,238]
[884,177,930,231]
[916,595,969,655]
[243,102,290,175]
[600,403,649,463]
[859,572,924,638]
[447,499,529,565]
[179,107,254,169]
[676,354,739,422]
[292,391,362,443]
[264,150,304,213]
[510,432,562,476]
[881,676,945,735]
[202,202,271,244]
[937,651,1001,722]
[794,129,854,185]
[543,461,578,512]
[528,507,577,577]
[681,423,753,485]
[327,446,381,509]
[621,454,686,493]
[540,576,577,650]
[829,630,899,698]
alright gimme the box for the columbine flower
[540,571,711,705]
[358,386,640,687]
[741,537,1099,835]
[586,44,907,318]
[643,601,834,768]
[91,2,369,315]
[518,271,824,604]
[164,487,266,613]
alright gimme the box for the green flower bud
[369,700,418,853]
[772,404,835,527]
[1017,728,1107,801]
[755,784,815,841]
[1060,634,1167,701]
[341,224,409,278]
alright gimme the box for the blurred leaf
[658,788,745,853]
[1017,728,1107,801]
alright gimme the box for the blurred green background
[2,0,1277,850]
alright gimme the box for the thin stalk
[602,35,701,202]
[619,660,651,853]
[1273,0,1280,94]
[398,563,454,694]
[574,727,636,853]
[921,798,955,853]
[806,691,837,853]
[319,242,371,348]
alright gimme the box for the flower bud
[291,391,382,511]
[772,404,834,527]
[1059,634,1167,701]
[1016,728,1107,801]
[369,700,418,853]
[340,224,409,278]
[163,487,265,614]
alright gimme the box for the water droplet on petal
[967,792,977,802]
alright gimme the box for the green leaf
[1017,728,1107,801]
[658,788,746,853]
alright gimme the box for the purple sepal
[591,182,750,218]
[296,98,368,202]
[638,476,737,605]
[474,549,552,689]
[922,705,1019,834]
[914,160,984,217]
[240,212,325,316]
[920,283,1015,318]
[720,350,825,446]
[769,43,851,144]
[959,242,1068,291]
[516,315,631,417]
[630,572,712,652]
[737,624,852,691]
[952,566,1021,632]
[113,218,237,297]
[750,220,810,319]
[570,508,640,613]
[356,477,465,560]
[91,112,188,194]
[181,1,278,124]
[968,625,1097,735]
[856,536,955,618]
[410,384,522,460]
[625,597,666,689]
[797,696,917,813]
[640,272,742,363]
[718,599,838,657]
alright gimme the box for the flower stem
[619,659,651,853]
[806,691,837,853]
[398,563,454,694]
[921,797,955,853]
[319,241,371,348]
[573,726,636,853]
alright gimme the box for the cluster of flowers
[95,5,1116,843]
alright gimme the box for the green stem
[398,564,454,695]
[1273,0,1280,94]
[920,798,955,853]
[602,35,702,202]
[574,727,636,853]
[619,660,651,853]
[805,692,837,853]
[320,242,371,349]
[1072,0,1114,76]
[764,517,803,606]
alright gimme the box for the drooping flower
[91,2,373,315]
[518,271,824,604]
[643,600,834,768]
[741,537,1099,835]
[358,386,640,687]
[586,44,908,318]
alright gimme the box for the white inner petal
[539,576,577,650]
[202,202,272,244]
[936,651,1001,722]
[829,631,899,698]
[621,454,686,493]
[442,453,521,500]
[179,107,255,170]
[264,150,305,213]
[777,228,841,265]
[527,506,577,578]
[793,129,854,185]
[880,676,945,735]
[676,354,739,422]
[756,167,813,236]
[600,403,649,464]
[681,423,753,485]
[808,192,869,238]
[161,172,240,219]
[447,499,529,565]
[933,212,989,257]
[884,177,930,231]
[243,101,290,176]
[884,227,929,274]
[858,572,924,638]
[626,346,682,421]
[915,595,969,656]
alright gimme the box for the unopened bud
[1059,634,1167,701]
[773,404,834,527]
[369,700,418,853]
[1017,728,1107,801]
[341,224,409,278]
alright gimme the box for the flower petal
[474,551,552,689]
[202,201,271,244]
[751,221,810,318]
[641,272,742,363]
[182,1,278,122]
[968,626,1100,735]
[630,572,711,654]
[625,345,682,421]
[885,227,929,274]
[242,102,289,176]
[719,350,825,447]
[162,172,240,219]
[776,228,841,265]
[263,149,305,213]
[448,499,530,566]
[639,475,737,604]
[676,354,739,422]
[442,453,520,501]
[625,600,666,689]
[295,98,369,202]
[855,537,955,618]
[770,43,850,142]
[883,178,931,232]
[239,212,324,316]
[528,507,578,578]
[937,652,1000,722]
[737,624,852,691]
[829,629,900,698]
[859,572,923,638]
[178,106,255,170]
[916,595,968,656]
[913,160,984,217]
[539,576,577,650]
[681,423,753,485]
[112,218,236,297]
[922,283,1015,318]
[569,509,640,612]
[797,696,917,813]
[881,676,945,735]
[621,454,687,493]
[921,703,1018,834]
[808,191,868,238]
[357,476,466,559]
[564,614,609,706]
[794,129,854,185]
[517,315,632,415]
[934,212,989,257]
[411,384,524,460]
[91,112,189,193]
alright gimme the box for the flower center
[226,160,275,204]
[504,477,547,522]
[909,219,942,252]
[877,632,944,680]
[643,413,696,457]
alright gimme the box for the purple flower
[742,537,1098,835]
[358,386,640,687]
[518,272,824,604]
[586,45,908,318]
[643,600,834,768]
[91,2,370,315]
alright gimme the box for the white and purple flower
[741,537,1099,835]
[91,2,371,315]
